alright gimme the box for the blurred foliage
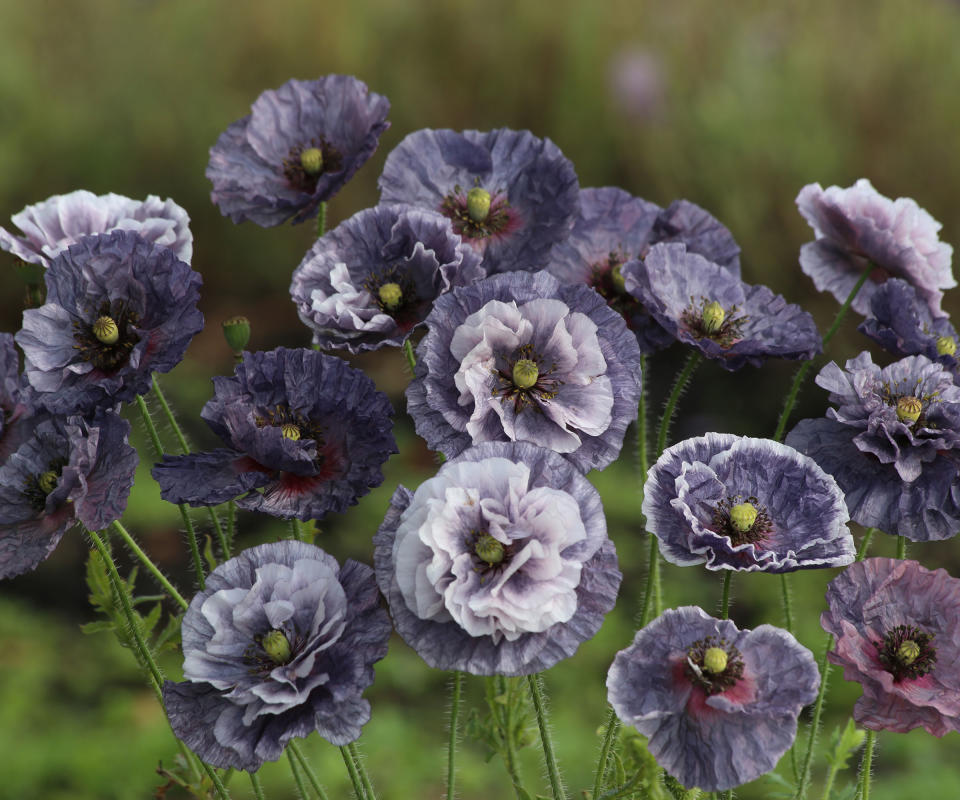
[3,0,960,797]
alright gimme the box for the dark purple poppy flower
[0,190,193,266]
[373,441,620,676]
[378,128,579,274]
[406,270,642,473]
[289,204,484,352]
[163,540,391,771]
[650,199,742,277]
[621,243,821,370]
[859,278,959,373]
[607,606,819,792]
[643,433,854,572]
[0,333,34,462]
[207,75,390,227]
[796,179,955,318]
[786,352,960,541]
[0,410,137,580]
[821,558,960,736]
[15,230,203,416]
[152,348,396,521]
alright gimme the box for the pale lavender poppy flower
[607,607,819,792]
[373,441,620,675]
[796,179,955,318]
[207,75,390,226]
[406,270,642,473]
[821,558,960,736]
[289,204,483,352]
[163,541,391,771]
[643,433,854,572]
[379,128,579,274]
[0,189,192,266]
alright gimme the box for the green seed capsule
[466,187,492,223]
[703,647,728,674]
[92,316,119,345]
[512,359,539,390]
[378,282,403,311]
[262,630,292,664]
[729,502,758,533]
[702,301,725,334]
[475,534,505,565]
[896,396,922,424]
[300,147,324,175]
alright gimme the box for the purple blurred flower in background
[622,242,821,370]
[643,433,854,572]
[379,128,579,274]
[152,348,396,521]
[15,230,203,415]
[796,178,955,318]
[207,75,390,226]
[289,204,484,352]
[607,47,665,120]
[0,189,193,266]
[859,278,959,373]
[607,607,819,792]
[787,352,960,541]
[0,410,137,580]
[374,441,620,676]
[163,541,391,771]
[406,270,642,473]
[821,558,960,736]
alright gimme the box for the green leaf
[79,620,114,635]
[824,719,867,770]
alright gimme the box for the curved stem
[656,351,702,457]
[111,520,187,610]
[288,748,310,799]
[592,708,621,799]
[780,572,795,633]
[856,731,876,800]
[249,772,266,800]
[489,676,525,799]
[793,635,833,800]
[403,339,417,374]
[773,264,876,443]
[527,674,565,800]
[896,535,907,560]
[447,671,463,800]
[720,571,733,620]
[638,532,661,627]
[317,202,327,238]
[856,528,876,561]
[339,745,367,799]
[636,355,649,485]
[289,740,330,800]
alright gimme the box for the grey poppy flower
[607,607,819,792]
[0,189,193,266]
[621,242,821,370]
[373,441,620,676]
[15,230,203,415]
[0,410,137,580]
[786,352,960,541]
[163,541,391,771]
[207,75,390,226]
[859,278,959,373]
[0,333,33,461]
[378,127,579,274]
[822,558,960,736]
[796,179,955,318]
[152,348,396,520]
[643,433,854,572]
[406,270,642,473]
[289,204,484,352]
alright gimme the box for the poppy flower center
[255,405,324,446]
[261,629,293,664]
[22,458,67,512]
[474,533,505,565]
[283,139,343,193]
[73,300,141,372]
[491,343,562,414]
[876,624,936,682]
[680,297,746,347]
[685,636,744,695]
[440,183,513,240]
[896,396,922,424]
[712,495,772,546]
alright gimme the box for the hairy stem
[528,674,566,800]
[110,520,187,610]
[289,740,330,800]
[592,707,621,799]
[348,742,376,800]
[720,571,733,620]
[447,671,463,799]
[856,731,876,800]
[339,745,367,799]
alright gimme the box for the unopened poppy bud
[222,316,251,352]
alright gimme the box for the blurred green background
[2,0,960,797]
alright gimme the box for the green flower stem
[720,571,733,620]
[339,745,367,799]
[227,500,236,554]
[780,573,795,633]
[638,532,661,627]
[152,376,231,559]
[488,676,526,799]
[656,351,702,457]
[110,520,187,610]
[527,674,566,800]
[896,535,907,560]
[135,394,206,588]
[856,731,876,800]
[403,338,417,373]
[773,263,876,443]
[793,635,832,800]
[348,742,376,800]
[592,708,621,799]
[317,201,327,238]
[289,740,330,800]
[249,772,267,800]
[87,527,229,799]
[820,753,841,800]
[447,671,463,800]
[288,748,311,799]
[857,528,876,561]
